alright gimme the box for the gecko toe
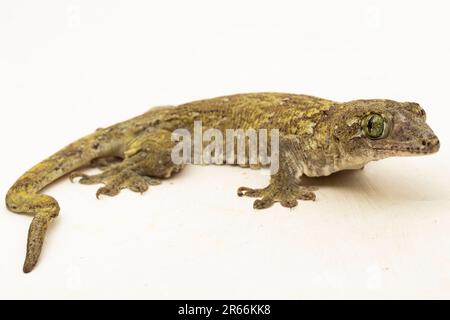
[143,176,161,186]
[96,186,120,199]
[237,186,264,197]
[123,175,161,194]
[302,186,319,192]
[127,176,150,194]
[298,191,316,201]
[69,172,88,183]
[80,175,104,185]
[70,171,105,185]
[280,198,298,208]
[253,197,274,209]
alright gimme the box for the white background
[1,0,450,299]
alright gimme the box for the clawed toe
[70,171,104,185]
[253,197,275,209]
[127,176,150,194]
[96,186,120,199]
[69,171,88,183]
[237,186,263,197]
[280,198,298,208]
[299,191,316,201]
[143,176,161,186]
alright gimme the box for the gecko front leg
[237,135,317,209]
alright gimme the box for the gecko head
[332,99,440,161]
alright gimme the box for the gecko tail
[6,129,121,273]
[23,210,54,273]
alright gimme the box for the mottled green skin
[5,93,440,273]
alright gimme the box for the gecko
[5,93,440,273]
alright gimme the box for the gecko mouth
[374,139,440,155]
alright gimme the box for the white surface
[1,0,450,299]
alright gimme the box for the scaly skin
[5,93,440,272]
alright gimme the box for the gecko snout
[421,135,440,154]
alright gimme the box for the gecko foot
[70,169,161,198]
[237,184,317,209]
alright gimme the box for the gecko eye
[363,114,385,139]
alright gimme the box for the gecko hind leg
[70,128,183,198]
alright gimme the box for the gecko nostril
[423,137,440,150]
